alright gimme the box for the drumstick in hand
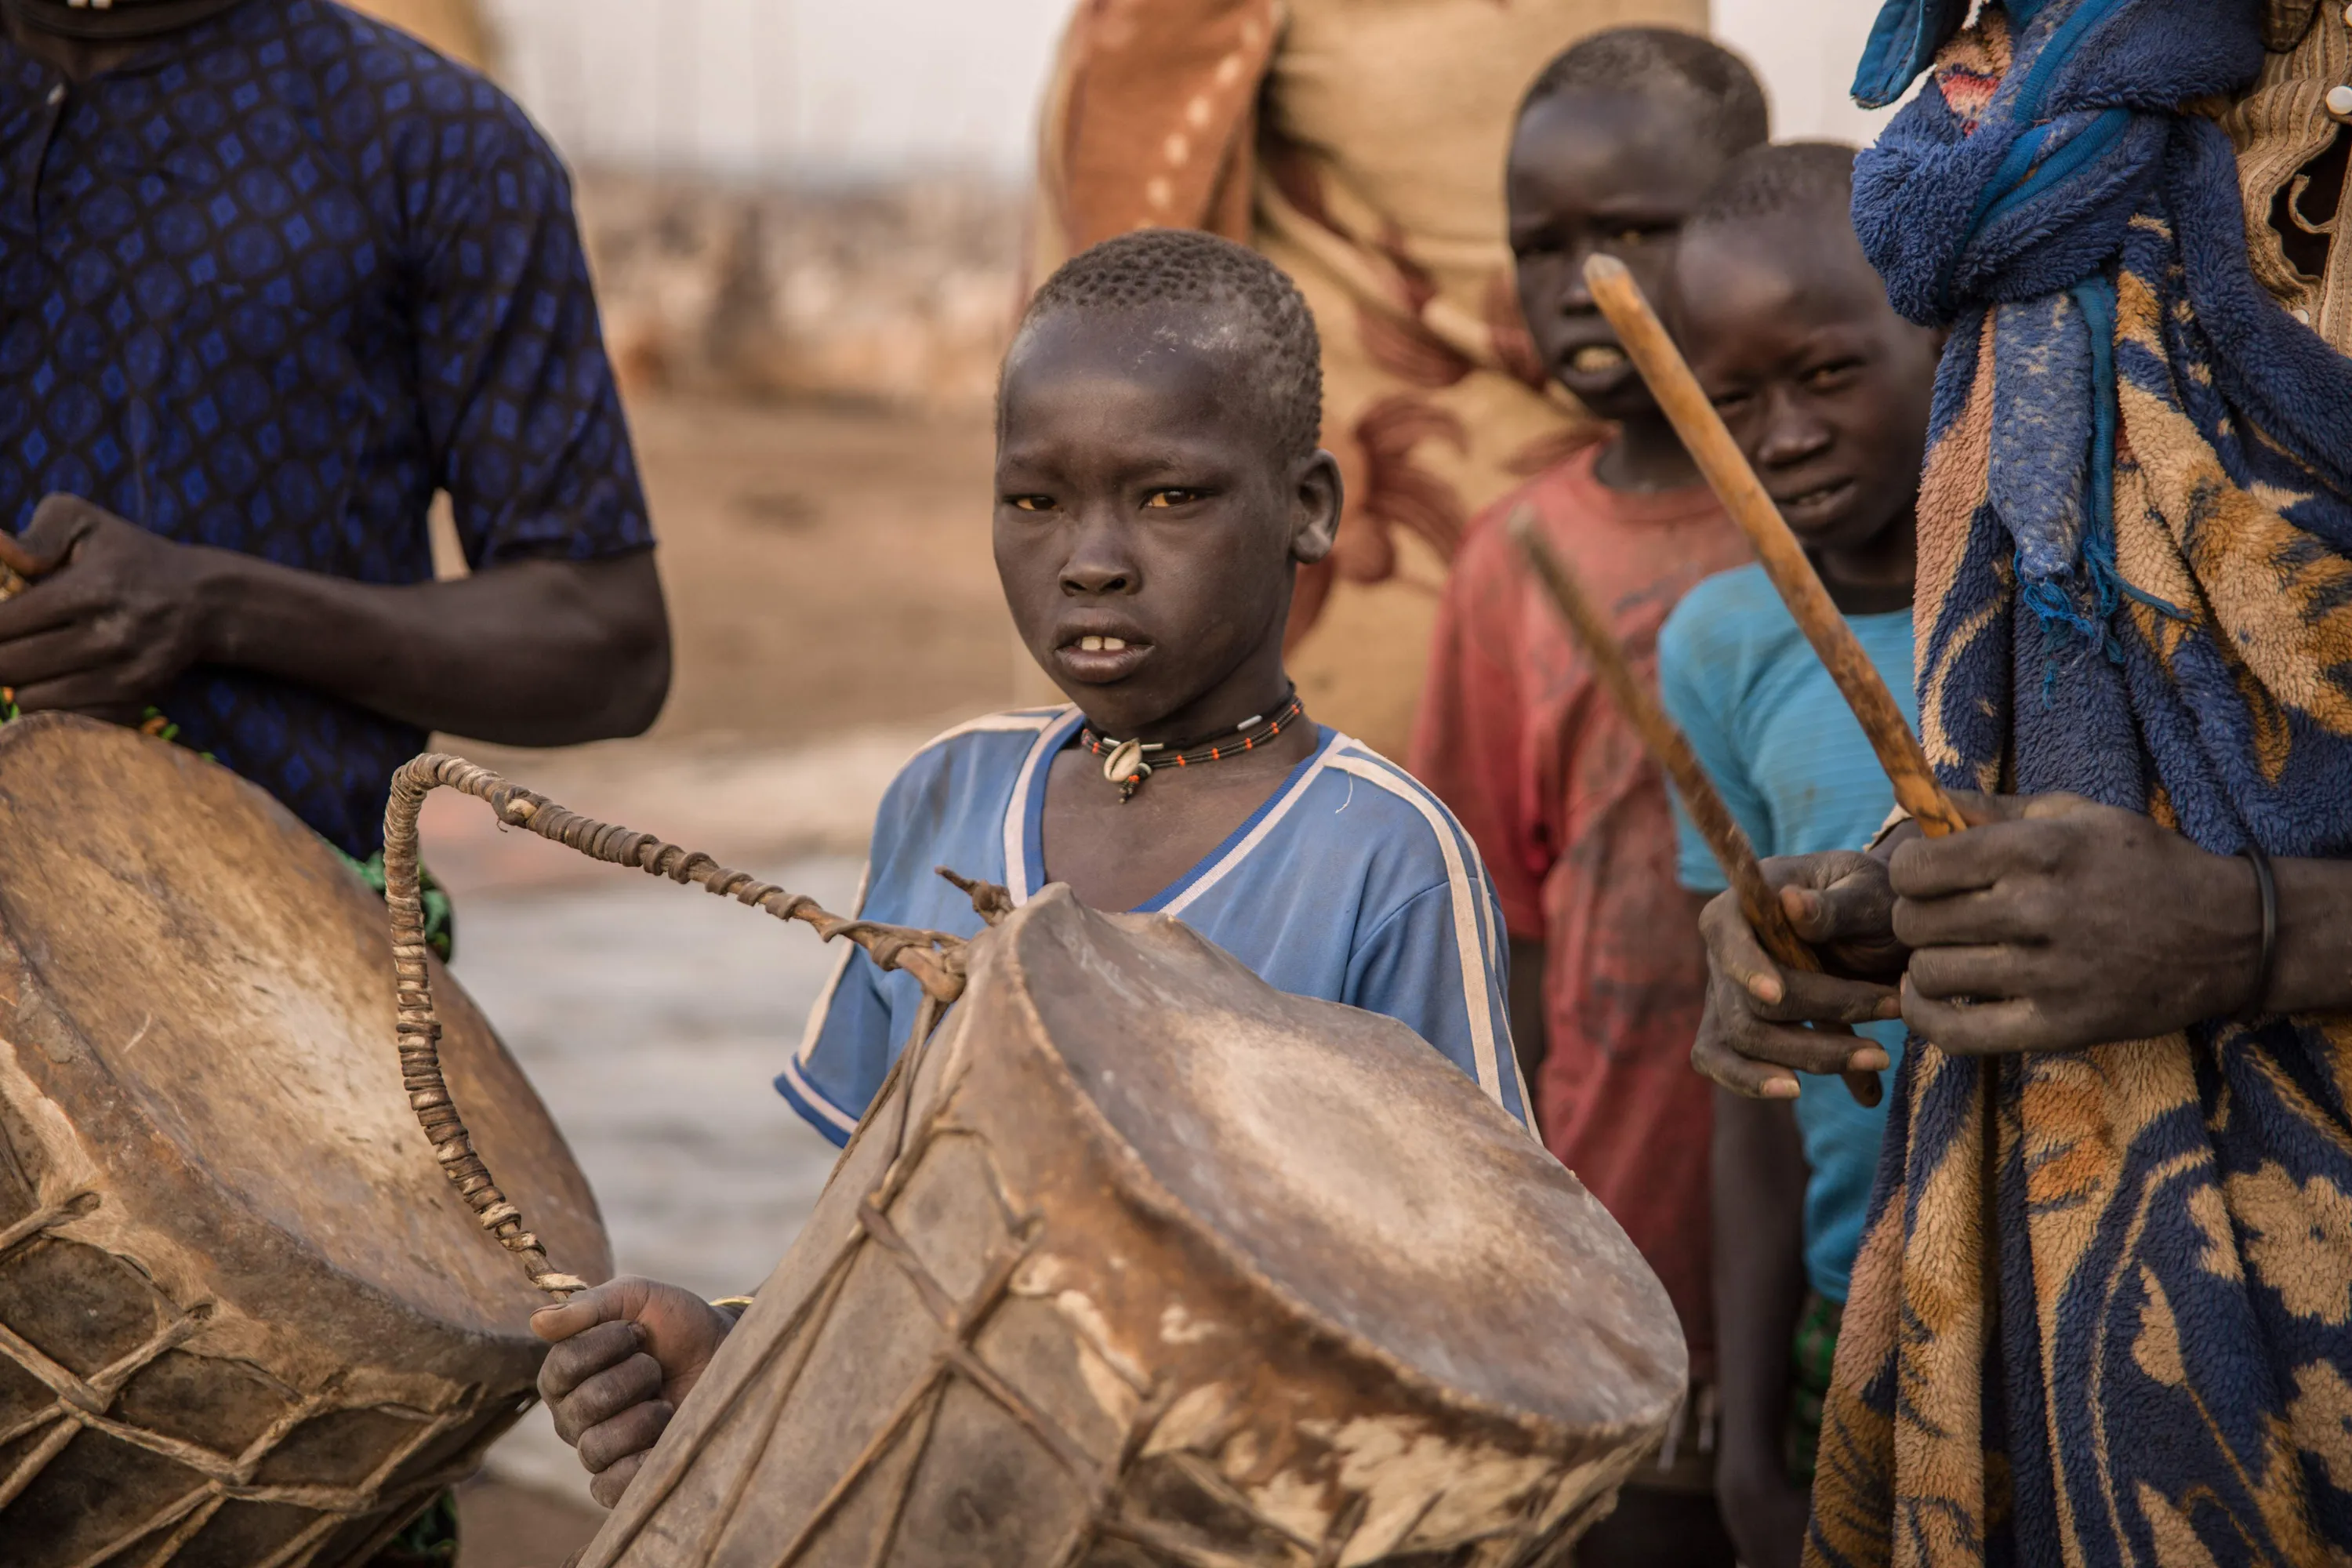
[0,533,50,715]
[1582,254,1967,840]
[1510,513,1882,1109]
[0,531,47,600]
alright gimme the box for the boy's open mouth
[1551,334,1636,396]
[1054,631,1155,683]
[1776,477,1854,523]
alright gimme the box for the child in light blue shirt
[1651,140,1944,1568]
[782,705,1526,1143]
[1661,566,1912,1304]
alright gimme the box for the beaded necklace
[1080,691,1307,803]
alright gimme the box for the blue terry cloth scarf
[1807,4,2352,1566]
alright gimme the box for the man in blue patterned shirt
[0,1,666,1560]
[0,0,669,867]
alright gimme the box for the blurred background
[373,2,1896,1559]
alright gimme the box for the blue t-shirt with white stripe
[1657,564,1913,1304]
[779,708,1530,1145]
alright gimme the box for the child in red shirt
[1408,28,1766,1567]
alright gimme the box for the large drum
[582,884,1682,1566]
[0,715,608,1564]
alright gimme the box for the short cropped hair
[1688,141,1859,231]
[1012,229,1323,466]
[1520,28,1769,162]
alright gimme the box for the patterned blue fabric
[0,0,652,855]
[1809,4,2352,1565]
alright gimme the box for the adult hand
[1693,850,1905,1098]
[532,1277,740,1508]
[0,494,218,721]
[1891,792,2261,1053]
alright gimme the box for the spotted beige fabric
[2220,0,2352,354]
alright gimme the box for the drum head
[1014,890,1684,1432]
[0,715,608,1335]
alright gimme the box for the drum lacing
[382,752,1006,1299]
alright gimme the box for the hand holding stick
[1510,513,1882,1108]
[0,530,49,601]
[1581,254,1967,840]
[0,533,50,714]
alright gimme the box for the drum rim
[982,888,1689,1446]
[0,713,605,1363]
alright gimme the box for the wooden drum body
[0,717,609,1566]
[586,887,1684,1567]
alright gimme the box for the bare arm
[202,549,670,742]
[1508,935,1548,1128]
[1711,1080,1812,1568]
[2268,855,2352,1015]
[0,495,670,743]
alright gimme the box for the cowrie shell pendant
[1103,738,1149,789]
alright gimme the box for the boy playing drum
[531,230,1531,1507]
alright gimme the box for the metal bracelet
[2238,843,2278,1023]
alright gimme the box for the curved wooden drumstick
[0,532,51,601]
[1510,515,1882,1108]
[1582,254,1968,840]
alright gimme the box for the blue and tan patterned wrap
[1810,2,2352,1565]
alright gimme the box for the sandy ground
[609,391,1017,745]
[429,389,1015,1562]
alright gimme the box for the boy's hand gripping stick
[1510,514,1881,1108]
[1581,254,1969,840]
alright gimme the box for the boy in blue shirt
[529,229,1528,1508]
[1651,143,1942,1568]
[780,227,1528,1145]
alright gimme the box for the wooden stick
[1510,514,1880,1107]
[0,532,46,601]
[1582,253,1967,839]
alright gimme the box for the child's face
[1672,216,1942,556]
[993,307,1340,737]
[1508,90,1730,423]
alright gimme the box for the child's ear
[1290,449,1343,566]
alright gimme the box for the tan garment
[2222,0,2352,354]
[1031,0,1708,759]
[339,0,495,73]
